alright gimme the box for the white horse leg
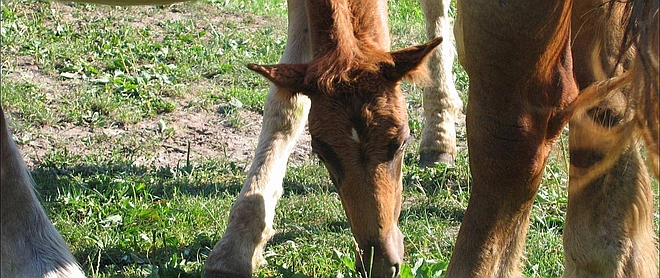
[203,0,312,277]
[418,0,463,167]
[1,108,86,278]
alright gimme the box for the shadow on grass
[72,233,213,277]
[69,215,350,277]
[402,203,464,223]
[269,220,351,247]
[26,152,463,277]
[30,156,336,201]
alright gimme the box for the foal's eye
[387,136,410,160]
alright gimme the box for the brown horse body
[448,0,658,277]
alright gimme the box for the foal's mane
[304,0,395,94]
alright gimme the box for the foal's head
[250,37,441,277]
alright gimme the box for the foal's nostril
[393,263,401,277]
[355,259,400,278]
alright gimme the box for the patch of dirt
[3,55,312,170]
[6,56,59,88]
[129,101,314,168]
[10,99,313,170]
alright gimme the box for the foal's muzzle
[355,225,404,278]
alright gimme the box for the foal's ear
[247,63,312,95]
[384,37,443,82]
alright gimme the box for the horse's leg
[563,1,658,277]
[418,0,463,167]
[564,102,657,278]
[203,1,312,277]
[1,108,86,278]
[447,0,577,276]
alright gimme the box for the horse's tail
[620,0,659,177]
[570,0,659,178]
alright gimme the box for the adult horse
[446,0,658,277]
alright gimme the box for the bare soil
[6,63,313,169]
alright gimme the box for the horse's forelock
[305,47,394,95]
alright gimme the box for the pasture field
[1,0,657,277]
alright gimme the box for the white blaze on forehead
[351,128,360,143]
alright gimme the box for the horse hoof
[419,150,455,168]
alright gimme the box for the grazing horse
[205,0,442,277]
[447,0,658,277]
[200,1,457,278]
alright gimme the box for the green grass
[1,0,658,277]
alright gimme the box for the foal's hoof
[419,150,455,168]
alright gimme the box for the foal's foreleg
[0,108,86,278]
[418,0,463,167]
[203,0,312,277]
